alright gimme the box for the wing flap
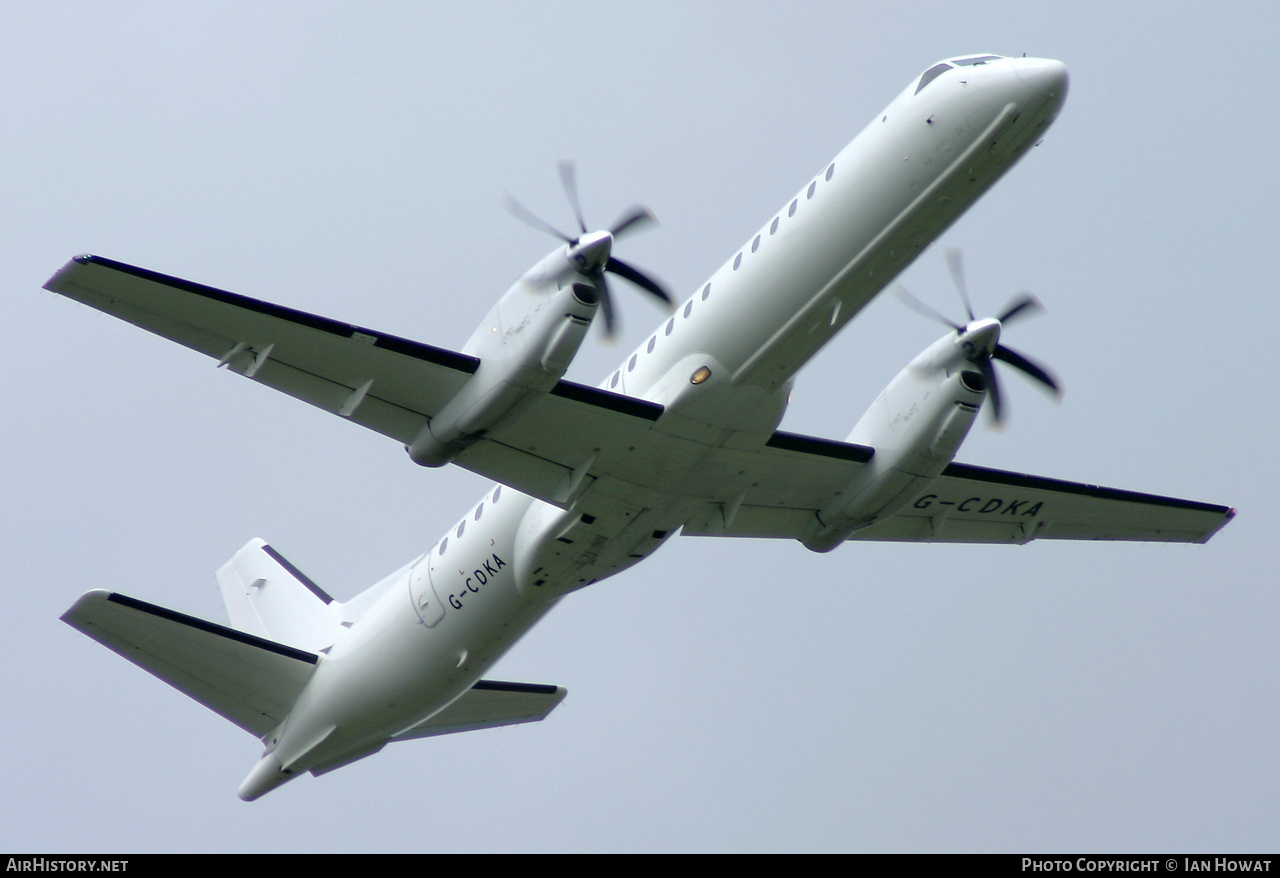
[392,680,567,740]
[62,590,319,737]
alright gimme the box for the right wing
[46,255,478,445]
[45,255,665,506]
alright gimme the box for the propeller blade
[993,344,1062,397]
[508,164,669,340]
[606,256,673,306]
[503,192,574,244]
[894,283,962,331]
[946,247,976,322]
[996,292,1044,326]
[596,272,617,338]
[610,206,657,240]
[982,359,1005,426]
[558,160,588,235]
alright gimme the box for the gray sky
[4,1,1274,853]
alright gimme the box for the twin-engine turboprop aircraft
[53,54,1233,801]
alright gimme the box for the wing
[682,433,1234,544]
[45,256,1235,541]
[62,590,320,737]
[844,462,1234,544]
[45,255,663,506]
[392,680,568,740]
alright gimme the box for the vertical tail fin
[217,539,345,653]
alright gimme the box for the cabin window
[701,283,711,301]
[826,162,835,181]
[456,521,465,538]
[751,234,760,253]
[647,335,656,353]
[915,62,952,94]
[439,538,448,556]
[733,253,742,270]
[610,371,620,388]
[628,354,637,372]
[492,486,501,503]
[770,217,779,235]
[788,199,797,217]
[807,181,816,199]
[683,301,693,318]
[665,318,675,336]
[474,503,483,521]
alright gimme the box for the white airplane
[52,54,1232,801]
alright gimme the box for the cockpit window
[915,63,952,95]
[952,55,1003,66]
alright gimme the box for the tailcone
[238,753,294,802]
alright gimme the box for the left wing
[682,434,1234,544]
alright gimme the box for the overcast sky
[4,1,1275,853]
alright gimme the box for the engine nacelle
[802,362,985,551]
[406,279,598,467]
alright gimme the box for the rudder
[217,539,343,653]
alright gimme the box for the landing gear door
[408,553,445,628]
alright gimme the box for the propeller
[504,161,673,338]
[895,247,1061,425]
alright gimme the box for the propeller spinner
[504,162,673,338]
[895,248,1061,425]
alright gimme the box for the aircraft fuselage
[235,55,1071,799]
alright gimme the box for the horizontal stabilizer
[62,590,319,737]
[393,679,567,740]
